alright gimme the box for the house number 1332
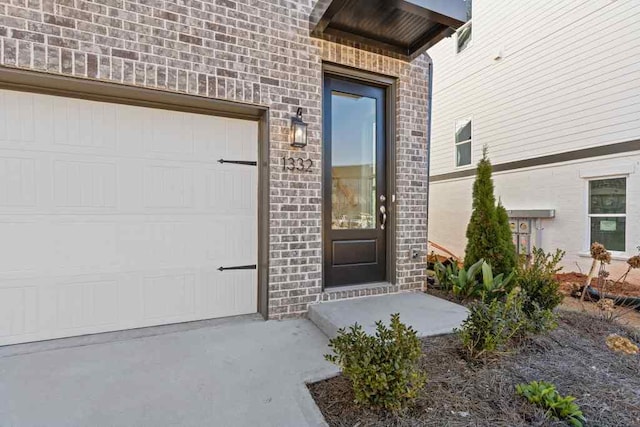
[282,156,313,172]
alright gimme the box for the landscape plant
[516,247,565,314]
[435,259,515,303]
[585,243,640,320]
[433,260,458,292]
[324,314,426,411]
[479,260,515,302]
[581,242,611,302]
[516,380,586,426]
[450,259,483,299]
[464,147,516,276]
[456,287,529,359]
[605,244,640,293]
[496,201,517,269]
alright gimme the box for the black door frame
[322,63,397,289]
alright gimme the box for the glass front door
[323,76,386,287]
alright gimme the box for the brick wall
[0,0,430,319]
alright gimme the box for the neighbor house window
[456,21,472,53]
[455,118,472,167]
[588,178,626,252]
[457,0,472,53]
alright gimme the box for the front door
[323,76,387,287]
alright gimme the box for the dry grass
[308,311,640,427]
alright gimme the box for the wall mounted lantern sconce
[290,107,308,148]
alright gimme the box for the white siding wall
[429,0,640,175]
[429,154,640,280]
[427,0,640,275]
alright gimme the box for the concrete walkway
[0,316,338,427]
[309,292,469,338]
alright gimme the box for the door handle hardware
[380,205,387,230]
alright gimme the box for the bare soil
[556,272,640,297]
[308,311,640,427]
[556,271,640,330]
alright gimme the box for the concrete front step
[308,292,469,339]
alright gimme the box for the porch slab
[308,292,468,339]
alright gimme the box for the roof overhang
[310,0,469,60]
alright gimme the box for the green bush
[516,380,585,426]
[325,313,426,411]
[464,148,516,276]
[464,149,501,271]
[496,202,517,272]
[522,297,558,334]
[457,288,529,358]
[517,248,565,314]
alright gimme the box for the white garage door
[0,89,258,346]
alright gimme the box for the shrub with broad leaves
[456,287,529,359]
[325,313,426,411]
[516,248,564,314]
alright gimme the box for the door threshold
[325,281,394,293]
[322,282,399,301]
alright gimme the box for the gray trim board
[431,139,640,182]
[0,66,266,120]
[257,113,270,319]
[0,66,271,320]
[507,210,555,219]
[425,60,433,266]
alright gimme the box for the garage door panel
[226,118,258,161]
[0,155,37,207]
[117,221,198,269]
[0,221,49,276]
[144,164,195,209]
[54,159,118,208]
[204,269,257,318]
[0,89,259,346]
[193,114,228,159]
[0,266,258,345]
[52,97,118,151]
[206,167,257,214]
[147,109,195,155]
[0,285,37,338]
[54,278,120,331]
[0,221,120,275]
[142,272,196,321]
[205,217,257,267]
[0,90,35,144]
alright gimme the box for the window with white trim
[456,0,473,53]
[455,118,472,167]
[588,178,626,252]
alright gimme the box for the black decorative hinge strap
[217,264,257,271]
[218,159,257,166]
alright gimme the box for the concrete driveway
[0,316,338,427]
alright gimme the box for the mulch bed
[308,311,640,427]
